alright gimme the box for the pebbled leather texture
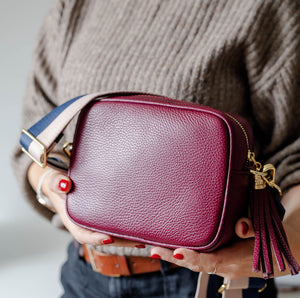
[66,94,252,250]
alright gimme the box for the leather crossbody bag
[20,92,300,278]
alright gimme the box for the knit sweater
[12,0,300,227]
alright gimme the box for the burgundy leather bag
[68,94,252,250]
[20,92,299,278]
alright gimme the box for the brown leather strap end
[82,244,165,277]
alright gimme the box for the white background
[0,1,299,297]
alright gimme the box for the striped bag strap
[20,92,103,167]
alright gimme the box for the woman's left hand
[150,218,262,280]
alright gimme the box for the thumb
[43,170,72,195]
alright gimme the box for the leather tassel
[251,188,280,278]
[249,152,300,278]
[268,190,300,275]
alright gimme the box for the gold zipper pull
[248,150,282,196]
[261,164,282,196]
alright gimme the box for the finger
[57,205,145,247]
[108,237,146,248]
[150,246,174,261]
[69,224,115,246]
[54,203,113,245]
[67,225,145,247]
[235,217,255,238]
[44,170,72,196]
[150,247,217,273]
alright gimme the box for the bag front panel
[67,98,231,249]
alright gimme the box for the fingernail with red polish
[58,179,69,192]
[151,254,161,259]
[102,238,114,245]
[135,244,146,249]
[241,222,249,235]
[173,253,184,260]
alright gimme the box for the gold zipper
[225,113,250,151]
[225,113,282,195]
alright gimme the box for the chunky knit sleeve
[11,0,80,220]
[245,0,300,192]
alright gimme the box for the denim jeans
[61,241,277,298]
[61,241,199,298]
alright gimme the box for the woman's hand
[151,183,300,280]
[28,159,145,248]
[151,218,261,280]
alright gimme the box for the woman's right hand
[28,160,145,248]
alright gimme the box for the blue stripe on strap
[20,132,36,153]
[20,95,84,150]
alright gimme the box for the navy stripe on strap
[206,275,223,297]
[20,95,84,151]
